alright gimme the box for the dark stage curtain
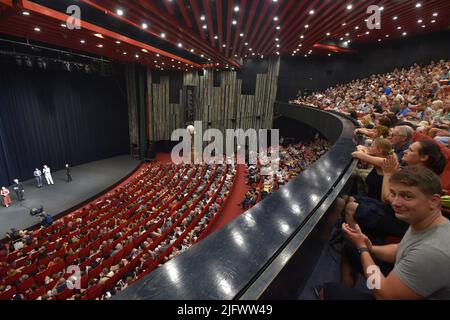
[0,64,129,187]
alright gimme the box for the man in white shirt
[43,165,54,185]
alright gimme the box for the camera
[30,205,44,216]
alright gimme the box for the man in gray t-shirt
[394,223,450,299]
[322,166,450,300]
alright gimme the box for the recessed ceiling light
[276,52,279,55]
[222,44,226,47]
[276,44,280,48]
[276,26,280,30]
[309,10,315,15]
[417,19,422,23]
[80,40,85,43]
[123,52,127,55]
[273,16,278,21]
[201,54,204,57]
[200,15,205,21]
[298,44,302,47]
[249,48,252,51]
[234,6,239,12]
[326,32,330,36]
[300,35,304,39]
[34,27,41,32]
[178,43,183,47]
[346,4,353,10]
[431,20,436,23]
[342,22,347,26]
[116,9,124,16]
[422,25,426,28]
[397,26,402,30]
[203,24,207,29]
[141,49,148,53]
[190,49,194,52]
[232,20,237,25]
[135,54,139,58]
[354,26,359,30]
[433,13,438,17]
[214,35,218,39]
[415,3,421,8]
[240,33,244,37]
[340,37,344,40]
[161,33,166,38]
[96,44,103,48]
[61,23,67,28]
[115,41,121,44]
[156,53,160,57]
[380,6,384,11]
[385,34,390,37]
[393,16,398,20]
[378,39,382,42]
[366,31,370,35]
[328,53,331,56]
[22,11,30,15]
[304,24,309,28]
[142,23,148,29]
[244,42,248,46]
[345,33,349,36]
[402,32,407,36]
[94,33,104,38]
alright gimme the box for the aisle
[205,164,250,235]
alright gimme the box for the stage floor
[0,155,140,237]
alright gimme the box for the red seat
[35,268,54,285]
[88,264,103,280]
[65,253,79,266]
[0,286,17,300]
[38,256,52,268]
[3,272,21,286]
[85,283,104,300]
[51,260,66,274]
[18,276,36,294]
[14,256,29,269]
[21,264,38,276]
[56,288,74,300]
[26,286,46,300]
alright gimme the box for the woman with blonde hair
[1,187,12,208]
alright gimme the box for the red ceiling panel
[0,0,448,69]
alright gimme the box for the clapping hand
[342,223,373,251]
[381,155,399,175]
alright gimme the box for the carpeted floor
[205,164,250,235]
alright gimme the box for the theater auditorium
[0,0,449,301]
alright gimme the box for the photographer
[38,212,54,227]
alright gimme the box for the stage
[0,155,140,237]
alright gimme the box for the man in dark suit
[12,179,24,201]
[65,164,72,182]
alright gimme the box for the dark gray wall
[277,31,450,102]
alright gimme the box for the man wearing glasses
[389,125,413,163]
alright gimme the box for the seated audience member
[321,166,450,300]
[388,125,413,163]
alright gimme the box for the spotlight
[15,55,22,66]
[24,56,33,67]
[63,61,71,71]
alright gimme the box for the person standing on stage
[33,168,43,188]
[43,165,54,185]
[65,164,72,183]
[12,179,24,201]
[1,186,12,207]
